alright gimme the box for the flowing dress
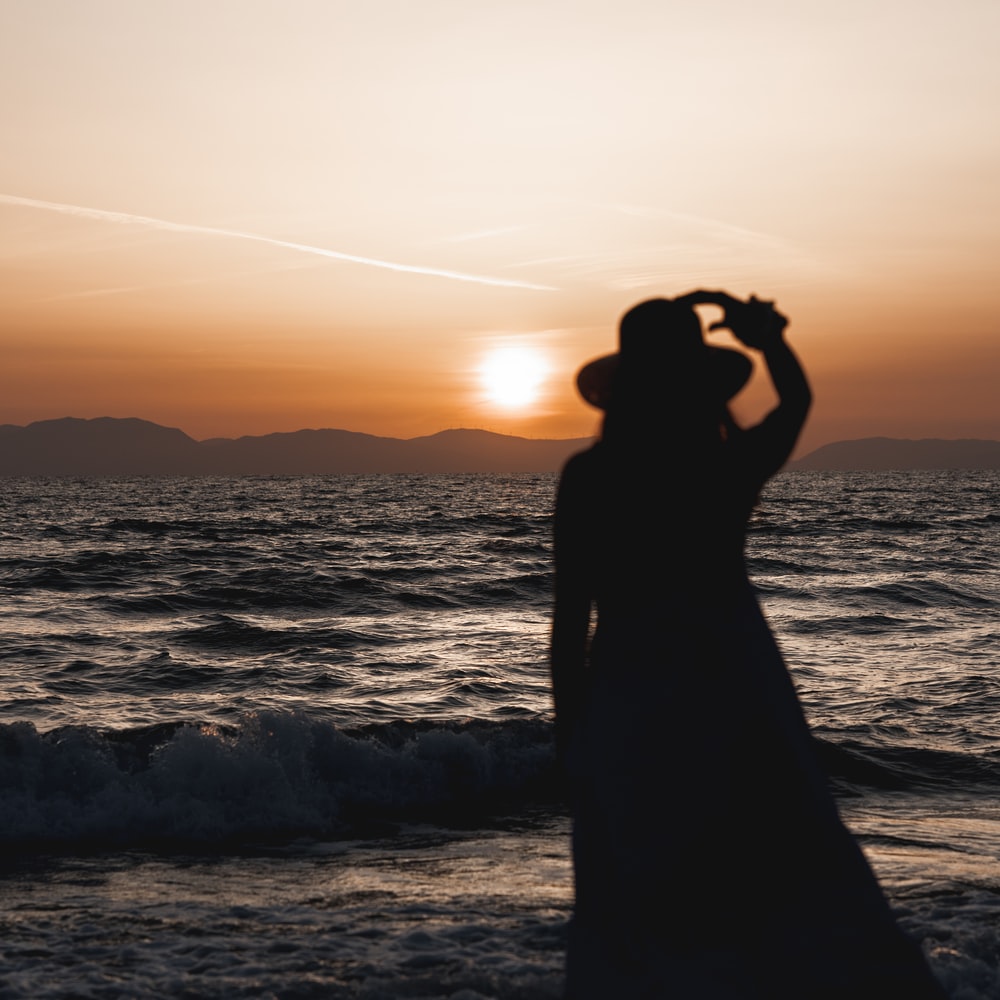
[552,428,947,1000]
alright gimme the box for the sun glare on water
[479,347,549,409]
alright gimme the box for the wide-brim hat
[576,348,752,410]
[575,297,753,410]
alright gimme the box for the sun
[479,347,549,409]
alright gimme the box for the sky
[2,0,998,454]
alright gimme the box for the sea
[0,469,997,999]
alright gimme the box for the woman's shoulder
[561,441,604,473]
[557,442,606,499]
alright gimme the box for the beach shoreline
[0,813,573,1000]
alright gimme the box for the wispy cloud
[598,202,824,263]
[0,194,556,291]
[506,201,834,289]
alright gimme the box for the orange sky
[2,0,998,455]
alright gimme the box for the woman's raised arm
[679,290,812,478]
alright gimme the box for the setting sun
[479,347,549,409]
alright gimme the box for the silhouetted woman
[551,293,946,999]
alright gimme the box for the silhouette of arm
[745,332,812,479]
[677,289,811,479]
[550,454,593,767]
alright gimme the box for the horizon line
[2,415,998,449]
[0,414,594,444]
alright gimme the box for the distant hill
[0,419,997,475]
[0,417,203,476]
[0,418,594,475]
[789,437,1000,471]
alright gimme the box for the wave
[814,738,1000,794]
[3,711,998,850]
[0,713,558,848]
[6,551,553,616]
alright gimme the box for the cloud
[506,201,836,290]
[0,194,556,291]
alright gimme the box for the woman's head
[576,297,752,416]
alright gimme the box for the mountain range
[0,418,997,475]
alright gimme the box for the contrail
[0,194,555,291]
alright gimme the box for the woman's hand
[674,290,788,350]
[709,294,787,351]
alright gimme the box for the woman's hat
[575,298,753,410]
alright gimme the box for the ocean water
[0,470,997,999]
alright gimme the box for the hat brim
[576,347,752,411]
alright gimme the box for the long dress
[551,423,947,999]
